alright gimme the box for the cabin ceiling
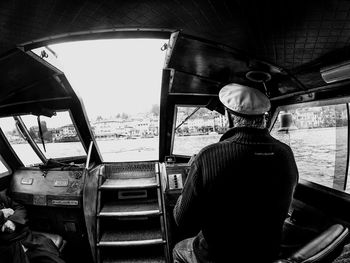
[1,0,349,68]
[1,0,350,103]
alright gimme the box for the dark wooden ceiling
[1,0,350,71]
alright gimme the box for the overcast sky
[45,38,167,120]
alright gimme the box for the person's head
[219,83,271,129]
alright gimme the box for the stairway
[96,162,168,263]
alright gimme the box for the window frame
[270,97,350,193]
[269,97,350,130]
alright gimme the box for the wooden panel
[0,77,68,107]
[166,33,304,98]
[0,50,69,115]
[166,33,250,82]
[0,50,60,99]
[169,70,221,95]
[83,165,101,263]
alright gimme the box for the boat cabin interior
[3,1,350,262]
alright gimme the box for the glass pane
[0,159,8,174]
[271,105,348,191]
[48,39,166,162]
[21,112,86,159]
[0,117,42,166]
[91,116,159,162]
[172,107,227,156]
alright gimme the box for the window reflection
[271,104,348,192]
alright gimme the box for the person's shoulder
[269,135,294,154]
[196,141,225,158]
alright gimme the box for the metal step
[98,239,165,247]
[103,255,166,263]
[100,244,166,263]
[98,228,164,247]
[100,178,158,190]
[98,200,161,217]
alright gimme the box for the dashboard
[11,168,85,207]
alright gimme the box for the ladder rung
[103,255,165,263]
[100,178,158,190]
[98,239,165,247]
[98,210,161,217]
[99,227,164,244]
[98,200,161,217]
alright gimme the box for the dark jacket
[174,127,299,262]
[0,190,65,263]
[0,190,29,244]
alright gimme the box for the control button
[21,178,33,185]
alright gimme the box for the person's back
[197,127,298,262]
[173,83,299,263]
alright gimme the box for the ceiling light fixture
[321,61,350,84]
[246,70,271,96]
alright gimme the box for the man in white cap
[173,83,299,263]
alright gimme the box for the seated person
[0,190,65,263]
[172,84,299,262]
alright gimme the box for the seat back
[274,224,349,263]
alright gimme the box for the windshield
[20,111,86,159]
[34,39,167,162]
[0,117,43,166]
[0,112,86,166]
[172,106,227,156]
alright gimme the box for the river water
[11,127,349,192]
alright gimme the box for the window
[271,103,349,192]
[0,117,42,166]
[172,106,227,156]
[44,39,167,162]
[21,111,86,159]
[0,111,86,166]
[0,157,10,177]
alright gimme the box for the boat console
[11,167,85,208]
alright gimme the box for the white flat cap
[219,83,271,115]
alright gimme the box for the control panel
[164,163,190,192]
[168,173,183,190]
[11,168,85,208]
